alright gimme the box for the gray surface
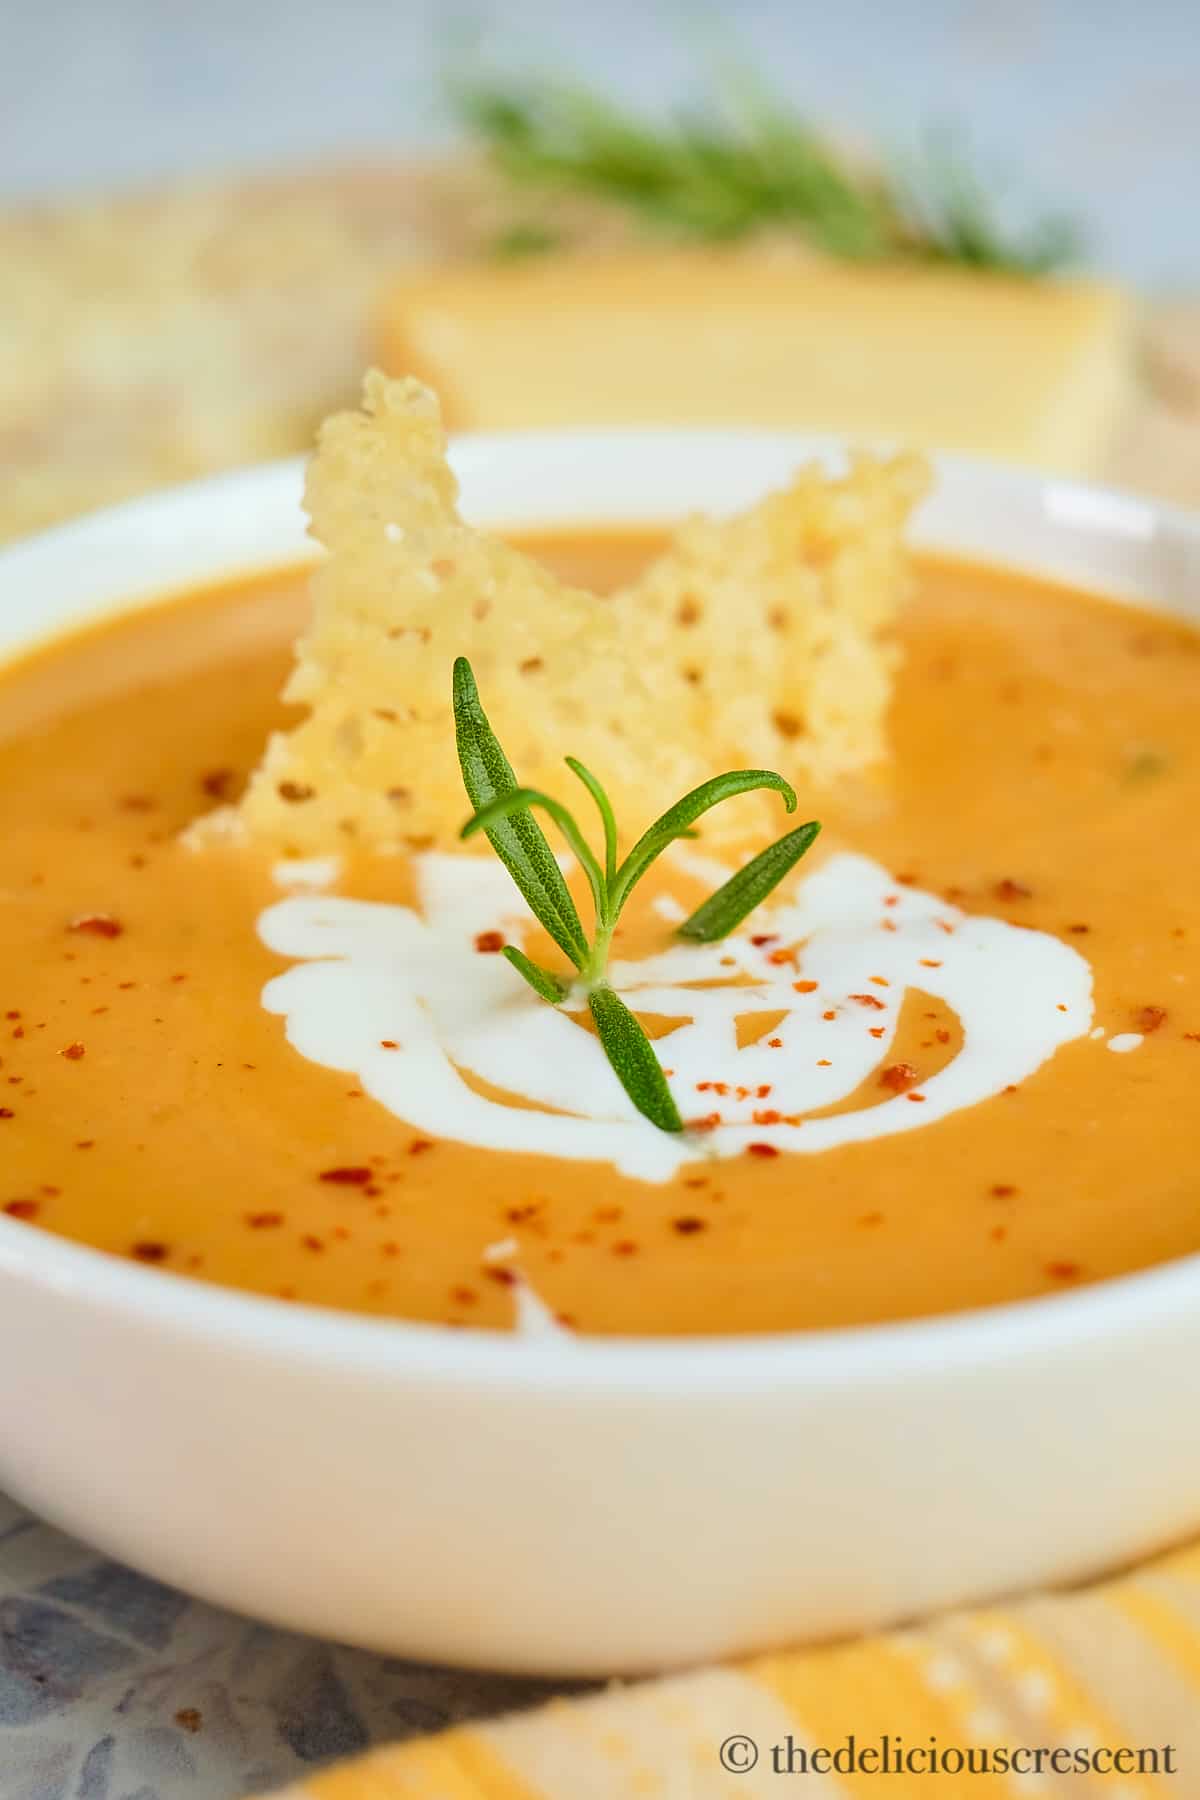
[0,1490,568,1797]
[1,0,1199,287]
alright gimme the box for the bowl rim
[2,430,1199,1395]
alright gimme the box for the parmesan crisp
[213,373,926,855]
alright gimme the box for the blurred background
[2,0,1198,542]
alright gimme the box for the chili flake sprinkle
[3,1199,38,1220]
[474,930,505,953]
[1138,1005,1168,1033]
[59,1042,85,1060]
[69,913,123,938]
[747,1142,780,1159]
[879,1062,919,1093]
[318,1166,372,1186]
[131,1241,169,1263]
[672,1216,707,1234]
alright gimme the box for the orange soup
[1,534,1197,1335]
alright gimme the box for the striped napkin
[259,1540,1198,1796]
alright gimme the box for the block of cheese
[375,249,1131,474]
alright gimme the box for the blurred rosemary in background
[450,65,1081,275]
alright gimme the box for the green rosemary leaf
[461,784,607,921]
[452,658,588,968]
[503,944,571,1003]
[611,769,797,916]
[565,756,618,889]
[451,72,1080,275]
[587,986,683,1133]
[677,820,821,942]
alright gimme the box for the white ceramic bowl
[1,433,1199,1678]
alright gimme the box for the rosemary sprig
[451,71,1080,275]
[453,657,820,1133]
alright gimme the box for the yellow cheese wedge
[375,249,1131,474]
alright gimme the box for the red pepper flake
[201,768,235,800]
[0,1109,13,1121]
[990,1184,1017,1198]
[474,930,505,953]
[672,1216,707,1234]
[379,1039,399,1050]
[822,1009,837,1021]
[119,793,156,813]
[1138,1005,1168,1033]
[879,1062,919,1093]
[994,878,1033,902]
[451,1285,478,1305]
[59,1042,85,1060]
[131,1241,169,1263]
[301,1234,325,1253]
[3,1199,38,1220]
[767,947,796,966]
[409,1138,435,1156]
[747,1142,780,1159]
[906,1092,927,1103]
[869,975,890,988]
[850,994,886,1011]
[752,1108,782,1125]
[750,934,777,947]
[69,913,123,939]
[318,1165,372,1186]
[486,1265,517,1286]
[245,1211,285,1229]
[792,979,818,994]
[1184,1032,1200,1043]
[175,1708,203,1734]
[1046,1260,1081,1282]
[1067,923,1090,935]
[919,958,942,969]
[896,873,917,886]
[767,1037,783,1048]
[612,1239,639,1256]
[756,1084,772,1098]
[868,1026,886,1039]
[688,1112,722,1132]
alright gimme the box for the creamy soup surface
[1,533,1197,1335]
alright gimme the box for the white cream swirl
[258,851,1093,1182]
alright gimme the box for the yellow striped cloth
[259,1541,1200,1797]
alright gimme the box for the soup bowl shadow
[0,431,1198,1676]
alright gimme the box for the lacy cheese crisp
[223,373,926,853]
